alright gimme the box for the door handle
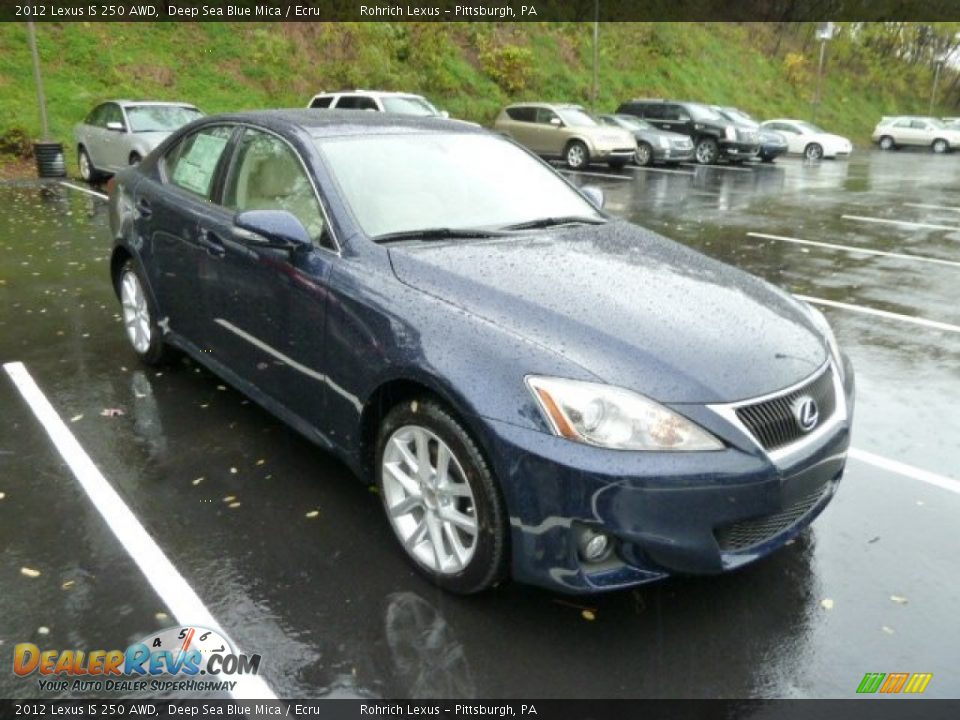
[135,198,152,218]
[197,228,226,258]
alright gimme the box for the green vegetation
[1,22,957,173]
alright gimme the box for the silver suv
[307,90,446,118]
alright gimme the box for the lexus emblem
[793,396,819,432]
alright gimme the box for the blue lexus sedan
[107,110,855,594]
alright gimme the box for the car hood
[815,133,850,146]
[133,131,175,149]
[388,222,827,404]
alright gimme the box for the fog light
[578,529,612,563]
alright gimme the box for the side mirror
[106,121,126,132]
[439,110,450,119]
[549,117,562,127]
[234,210,312,251]
[581,185,605,209]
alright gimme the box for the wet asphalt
[0,149,958,700]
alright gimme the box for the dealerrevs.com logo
[13,626,262,694]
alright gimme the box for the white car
[307,89,447,117]
[871,116,960,153]
[760,119,853,160]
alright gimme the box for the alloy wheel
[805,143,823,161]
[566,144,586,169]
[695,141,717,164]
[933,139,948,154]
[635,144,652,166]
[381,425,479,575]
[79,151,91,181]
[880,136,894,151]
[120,270,152,354]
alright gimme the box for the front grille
[672,139,693,149]
[715,485,826,552]
[737,129,759,144]
[735,366,837,451]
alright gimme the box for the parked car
[713,107,788,163]
[74,101,203,182]
[871,116,960,153]
[308,89,446,118]
[107,109,854,595]
[597,113,694,166]
[760,119,852,160]
[615,99,760,164]
[493,103,636,170]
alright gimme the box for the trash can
[33,141,66,178]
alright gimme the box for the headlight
[805,304,843,372]
[725,125,737,141]
[526,376,723,451]
[658,136,670,149]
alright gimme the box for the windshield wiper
[372,227,507,244]
[500,216,607,231]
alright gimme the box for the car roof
[504,102,584,110]
[311,90,427,98]
[111,100,199,109]
[192,109,483,138]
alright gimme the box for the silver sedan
[74,101,203,181]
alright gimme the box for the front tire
[932,138,950,154]
[879,135,895,151]
[118,260,171,366]
[635,142,654,166]
[78,146,101,183]
[564,140,589,170]
[804,143,824,161]
[376,398,508,594]
[694,137,719,164]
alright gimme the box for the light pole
[26,21,50,141]
[929,53,948,117]
[812,22,835,124]
[26,21,65,177]
[591,0,599,112]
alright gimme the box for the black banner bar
[5,0,960,23]
[1,699,959,720]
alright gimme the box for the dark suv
[616,99,760,164]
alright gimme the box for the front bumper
[760,143,788,159]
[654,145,695,162]
[483,355,855,594]
[720,141,760,159]
[596,147,638,161]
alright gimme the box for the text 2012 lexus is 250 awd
[107,110,855,594]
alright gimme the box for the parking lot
[1,149,958,700]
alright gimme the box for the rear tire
[879,135,895,151]
[129,152,143,165]
[804,143,824,161]
[376,398,509,594]
[932,138,950,154]
[78,146,102,183]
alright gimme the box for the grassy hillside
[0,22,951,172]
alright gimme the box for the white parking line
[747,231,960,269]
[850,448,960,496]
[796,295,960,334]
[681,163,754,173]
[59,181,108,201]
[625,165,695,176]
[559,169,632,181]
[2,362,276,701]
[903,202,960,212]
[842,214,960,232]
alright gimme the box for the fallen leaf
[256,459,265,466]
[368,485,379,494]
[61,580,75,590]
[100,408,125,418]
[217,385,226,391]
[230,467,238,474]
[820,598,834,610]
[21,567,41,578]
[37,627,50,635]
[882,626,895,635]
[192,477,204,486]
[867,536,880,544]
[223,496,236,503]
[70,414,83,423]
[890,595,909,605]
[0,492,5,500]
[228,502,241,509]
[155,612,168,621]
[305,510,319,519]
[581,610,596,621]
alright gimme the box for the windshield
[794,122,824,134]
[926,118,947,129]
[126,105,202,133]
[557,108,599,127]
[721,108,756,126]
[612,115,650,131]
[687,104,724,122]
[316,133,603,239]
[381,96,439,117]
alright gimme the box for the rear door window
[335,95,379,110]
[165,125,234,199]
[641,104,663,120]
[310,96,334,109]
[535,108,560,125]
[506,107,535,122]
